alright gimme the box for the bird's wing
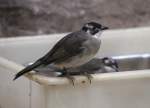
[40,31,89,64]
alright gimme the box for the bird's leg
[63,67,75,86]
[83,71,93,84]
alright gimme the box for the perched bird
[13,22,108,84]
[60,57,119,76]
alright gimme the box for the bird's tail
[13,60,42,80]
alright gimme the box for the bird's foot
[63,67,75,86]
[66,75,75,86]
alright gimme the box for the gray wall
[0,0,150,37]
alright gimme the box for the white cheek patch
[94,31,102,38]
[86,30,91,34]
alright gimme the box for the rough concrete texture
[0,0,150,37]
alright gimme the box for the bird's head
[102,57,119,72]
[82,22,108,35]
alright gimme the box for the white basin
[0,27,150,108]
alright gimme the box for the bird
[13,22,108,84]
[60,57,119,76]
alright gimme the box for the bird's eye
[93,27,100,32]
[82,25,89,31]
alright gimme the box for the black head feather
[82,22,108,35]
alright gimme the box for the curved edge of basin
[1,56,150,86]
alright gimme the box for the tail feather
[13,60,42,80]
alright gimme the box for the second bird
[14,22,108,84]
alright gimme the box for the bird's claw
[66,75,75,86]
[63,67,75,86]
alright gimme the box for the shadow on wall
[0,0,150,37]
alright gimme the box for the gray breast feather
[82,37,101,55]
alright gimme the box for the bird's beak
[101,26,109,30]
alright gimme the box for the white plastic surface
[0,27,150,108]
